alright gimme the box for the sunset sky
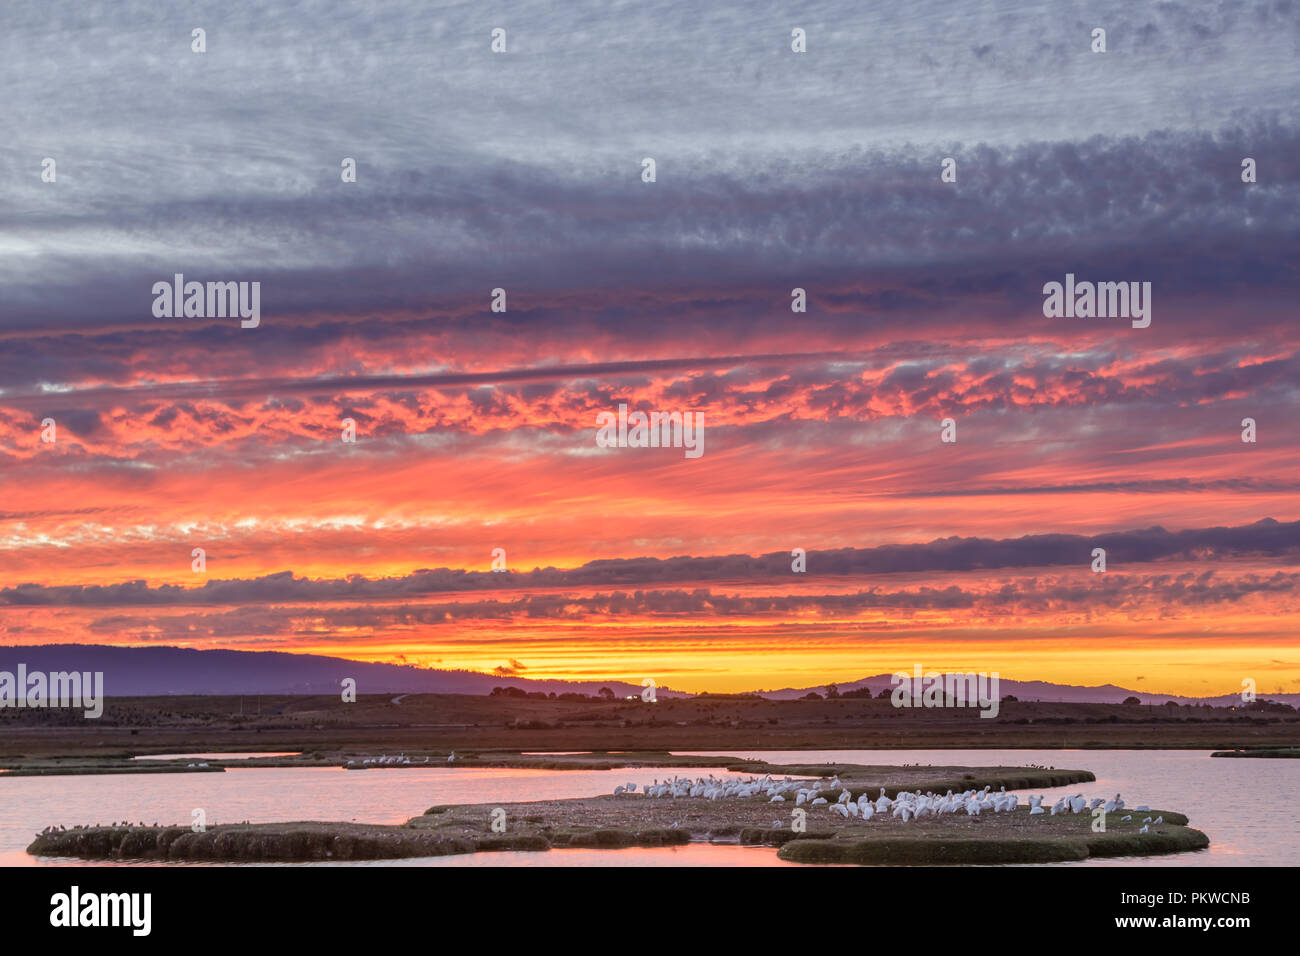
[1,1,1297,696]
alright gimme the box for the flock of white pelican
[614,774,1158,827]
[346,754,452,766]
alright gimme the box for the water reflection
[679,749,1298,866]
[4,750,1293,866]
[1,765,767,867]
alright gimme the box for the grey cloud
[5,517,1296,607]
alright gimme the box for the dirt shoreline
[1210,747,1300,758]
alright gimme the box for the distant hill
[0,644,684,698]
[1,645,1291,705]
[758,673,1300,708]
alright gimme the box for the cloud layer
[1,0,1297,693]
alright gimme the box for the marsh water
[1,750,1293,866]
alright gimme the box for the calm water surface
[2,750,1293,866]
[680,749,1299,867]
[0,765,771,867]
